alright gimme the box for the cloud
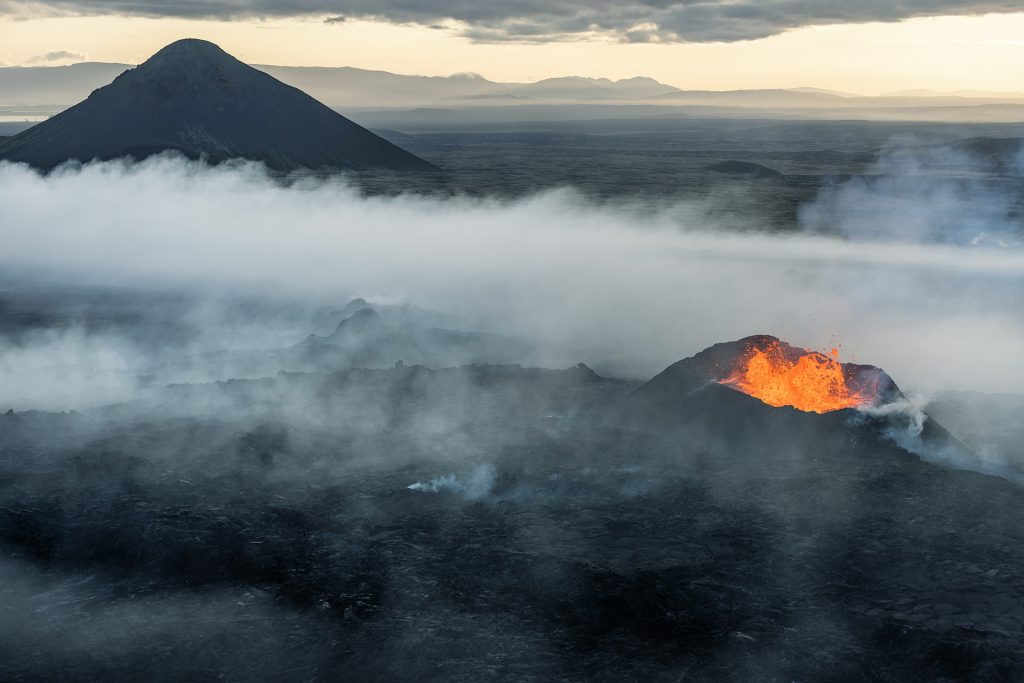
[1,0,1023,42]
[24,49,85,64]
[0,154,1021,400]
[0,328,141,411]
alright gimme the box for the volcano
[626,336,898,414]
[0,39,434,172]
[618,335,970,461]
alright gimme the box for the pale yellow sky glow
[2,12,1024,94]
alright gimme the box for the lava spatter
[720,341,870,413]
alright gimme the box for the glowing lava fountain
[720,341,871,414]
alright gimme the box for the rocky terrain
[0,340,1022,681]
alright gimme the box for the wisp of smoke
[408,464,497,500]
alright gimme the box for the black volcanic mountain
[0,39,434,172]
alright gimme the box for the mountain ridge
[16,60,1024,110]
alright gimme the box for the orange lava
[720,342,866,414]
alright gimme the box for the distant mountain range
[5,59,1024,117]
[883,89,1024,99]
[0,63,687,110]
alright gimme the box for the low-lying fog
[0,152,1021,412]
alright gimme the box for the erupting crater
[619,334,900,429]
[619,335,970,460]
[719,340,873,414]
[712,335,888,411]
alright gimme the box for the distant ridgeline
[0,39,435,173]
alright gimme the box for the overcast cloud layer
[2,0,1023,42]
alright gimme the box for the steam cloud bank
[1,153,1023,680]
[0,154,1021,405]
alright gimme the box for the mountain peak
[138,39,239,71]
[150,38,230,59]
[111,38,256,98]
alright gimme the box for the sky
[1,4,1024,93]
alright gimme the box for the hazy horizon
[3,8,1024,95]
[6,40,1024,127]
[7,54,1024,100]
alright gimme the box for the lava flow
[719,341,868,414]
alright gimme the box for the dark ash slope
[0,357,1022,681]
[0,39,435,172]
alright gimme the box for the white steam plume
[800,137,1024,247]
[0,155,1021,399]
